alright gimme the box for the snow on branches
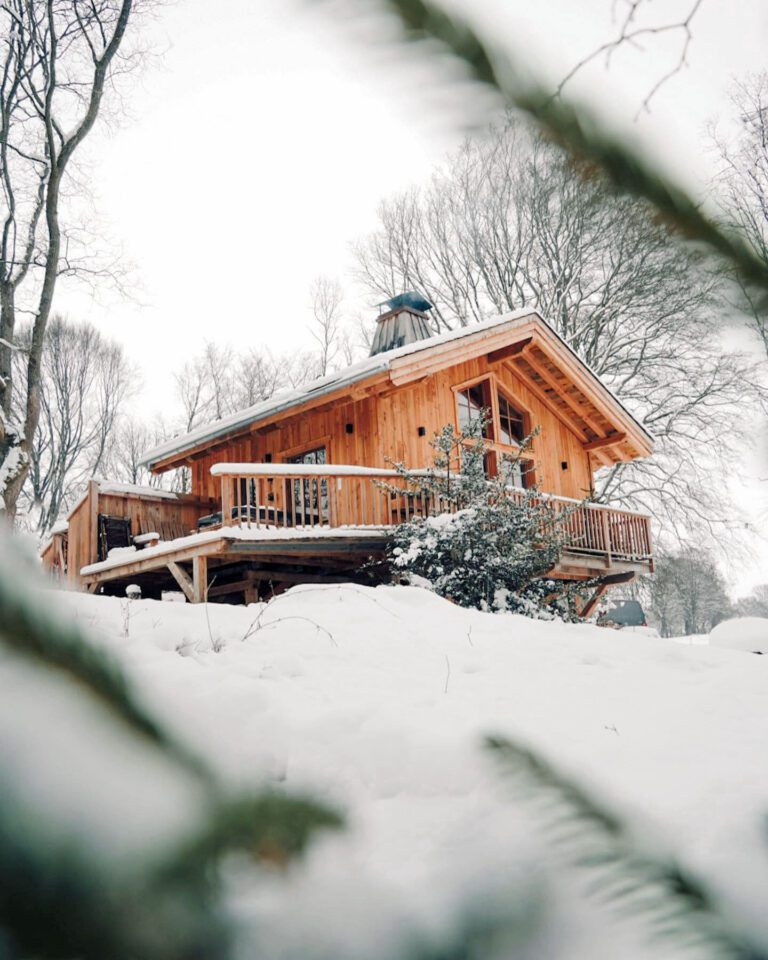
[385,416,591,620]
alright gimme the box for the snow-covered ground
[27,582,763,958]
[21,585,768,958]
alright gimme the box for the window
[497,392,526,445]
[499,456,533,490]
[288,446,328,522]
[454,376,535,488]
[289,446,327,467]
[457,381,491,437]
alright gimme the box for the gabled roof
[141,309,653,471]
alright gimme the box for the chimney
[369,291,434,357]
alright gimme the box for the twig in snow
[203,575,221,652]
[252,615,338,648]
[444,654,451,693]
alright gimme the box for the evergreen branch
[0,562,214,786]
[377,0,768,307]
[485,735,768,960]
[0,790,227,960]
[157,791,344,884]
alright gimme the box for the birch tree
[0,0,140,523]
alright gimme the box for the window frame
[455,377,494,440]
[452,373,536,488]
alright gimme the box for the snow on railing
[209,463,653,562]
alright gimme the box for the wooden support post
[192,554,208,604]
[580,583,610,620]
[88,479,100,564]
[167,561,195,603]
[580,570,637,619]
[602,509,612,564]
[221,477,234,527]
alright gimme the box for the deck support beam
[580,570,636,619]
[193,554,208,603]
[167,561,195,603]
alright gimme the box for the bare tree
[309,275,343,377]
[108,415,169,488]
[556,0,706,113]
[354,117,766,548]
[734,583,768,618]
[174,342,236,430]
[235,349,284,407]
[0,0,141,523]
[12,315,133,533]
[172,341,320,435]
[642,549,731,636]
[711,73,768,357]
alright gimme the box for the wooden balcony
[62,465,652,602]
[210,464,653,569]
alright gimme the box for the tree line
[14,276,365,530]
[18,80,768,576]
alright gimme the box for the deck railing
[209,463,653,564]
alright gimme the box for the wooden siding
[190,353,595,502]
[62,483,217,587]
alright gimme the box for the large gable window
[454,376,535,488]
[456,381,492,438]
[497,392,526,445]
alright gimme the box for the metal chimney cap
[376,291,433,315]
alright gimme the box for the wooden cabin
[42,300,654,612]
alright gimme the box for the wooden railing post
[207,465,652,570]
[221,476,234,527]
[602,509,612,565]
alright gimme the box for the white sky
[55,0,768,592]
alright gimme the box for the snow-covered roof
[141,309,653,469]
[62,480,179,525]
[97,481,178,500]
[140,310,535,469]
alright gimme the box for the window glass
[289,446,327,466]
[288,446,328,520]
[457,381,491,437]
[497,392,526,445]
[500,457,532,490]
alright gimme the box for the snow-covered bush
[387,419,589,620]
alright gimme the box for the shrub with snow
[387,419,589,620]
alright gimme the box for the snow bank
[43,582,768,957]
[709,616,768,653]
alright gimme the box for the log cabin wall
[66,483,98,586]
[189,354,594,502]
[97,492,216,541]
[63,485,219,587]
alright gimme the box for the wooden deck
[44,465,653,605]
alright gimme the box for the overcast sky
[55,0,768,590]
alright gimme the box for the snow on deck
[80,523,390,576]
[210,463,437,478]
